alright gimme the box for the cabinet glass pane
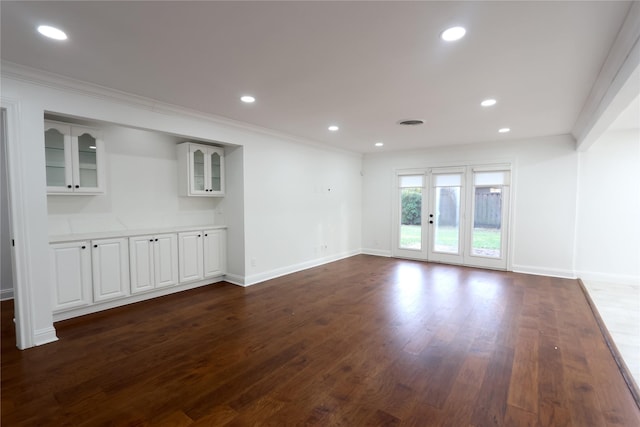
[210,152,221,191]
[77,133,98,188]
[193,150,205,191]
[45,128,66,187]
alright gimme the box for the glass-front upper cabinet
[176,142,225,197]
[209,150,222,192]
[44,121,105,195]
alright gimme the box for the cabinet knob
[93,244,98,248]
[205,234,208,237]
[67,185,72,189]
[149,239,154,242]
[81,245,86,249]
[155,239,158,242]
[75,185,80,189]
[198,234,201,238]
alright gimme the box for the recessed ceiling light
[441,26,466,42]
[328,125,339,132]
[375,142,384,147]
[398,119,425,126]
[37,25,67,41]
[481,99,497,107]
[240,95,255,103]
[498,128,511,133]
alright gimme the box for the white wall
[362,135,579,277]
[243,138,362,284]
[575,129,640,284]
[47,124,223,236]
[1,68,363,346]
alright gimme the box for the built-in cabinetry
[49,227,226,319]
[91,238,130,302]
[177,142,225,197]
[44,120,105,195]
[129,234,179,294]
[177,228,227,283]
[49,241,92,312]
[178,231,204,282]
[203,229,227,278]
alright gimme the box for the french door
[392,165,511,270]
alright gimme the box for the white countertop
[49,224,227,243]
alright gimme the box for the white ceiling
[0,1,633,153]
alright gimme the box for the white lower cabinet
[178,231,204,283]
[129,233,179,294]
[50,241,92,312]
[204,229,226,278]
[92,237,130,302]
[50,227,226,318]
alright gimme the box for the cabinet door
[44,121,73,193]
[203,229,226,278]
[92,238,130,302]
[71,126,104,194]
[189,145,208,195]
[129,236,155,294]
[208,147,225,196]
[50,241,92,312]
[154,233,179,288]
[178,231,203,283]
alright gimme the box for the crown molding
[0,61,361,158]
[572,1,640,150]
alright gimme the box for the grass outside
[400,225,500,250]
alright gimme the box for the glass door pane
[434,186,461,253]
[77,133,98,188]
[210,151,221,192]
[193,149,205,191]
[45,128,66,187]
[471,187,502,258]
[399,175,424,251]
[400,187,422,249]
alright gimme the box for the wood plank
[507,327,539,413]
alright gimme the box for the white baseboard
[576,271,640,287]
[244,250,361,287]
[33,326,58,346]
[512,264,576,279]
[53,276,225,322]
[223,273,245,287]
[361,248,392,257]
[0,288,14,301]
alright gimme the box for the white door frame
[462,165,511,270]
[391,169,429,260]
[427,167,466,265]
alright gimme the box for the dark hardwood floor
[2,255,639,426]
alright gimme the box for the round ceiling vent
[398,119,425,126]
